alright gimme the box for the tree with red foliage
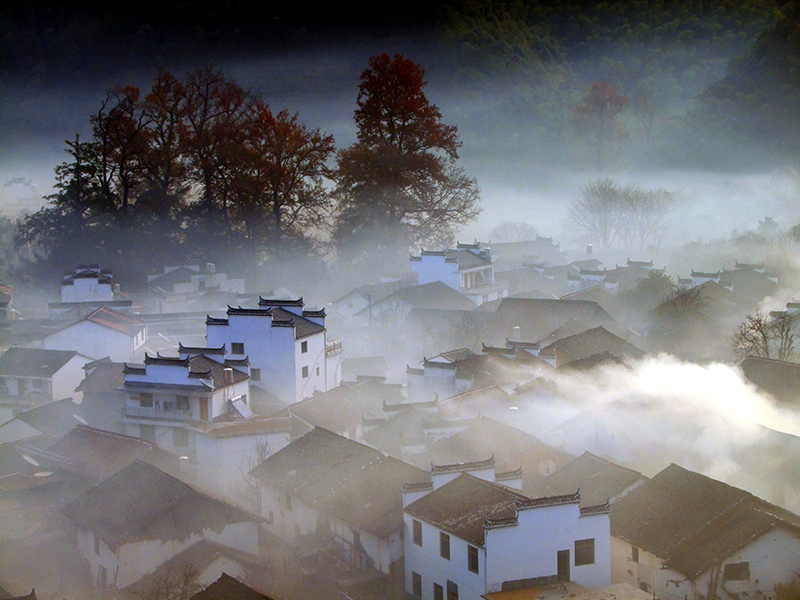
[570,81,630,170]
[334,53,480,257]
[230,100,335,252]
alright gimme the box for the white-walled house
[63,460,260,590]
[249,427,430,578]
[410,243,509,305]
[41,306,147,362]
[121,352,249,453]
[121,347,292,502]
[0,347,92,404]
[403,459,611,600]
[61,264,115,303]
[205,298,341,404]
[610,464,800,600]
[147,264,246,313]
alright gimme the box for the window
[440,532,450,560]
[468,545,479,573]
[251,368,261,382]
[316,366,320,376]
[285,493,292,511]
[434,583,444,600]
[447,580,458,600]
[301,340,308,353]
[172,428,189,447]
[353,530,361,548]
[575,538,595,566]
[139,424,156,443]
[723,562,751,581]
[413,519,422,546]
[632,546,639,563]
[139,393,153,408]
[412,572,422,598]
[302,366,309,378]
[176,395,190,411]
[231,342,244,354]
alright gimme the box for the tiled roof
[405,473,528,546]
[127,354,248,389]
[199,416,292,439]
[611,463,800,578]
[249,427,429,537]
[63,460,257,547]
[526,451,645,507]
[84,306,145,336]
[0,347,79,377]
[45,425,179,481]
[75,362,125,393]
[738,355,800,405]
[486,298,616,346]
[415,416,573,480]
[360,282,476,314]
[289,379,405,434]
[191,572,279,600]
[178,343,226,356]
[539,326,646,364]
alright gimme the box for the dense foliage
[16,58,481,282]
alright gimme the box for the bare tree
[490,221,538,243]
[568,178,623,251]
[733,311,797,361]
[568,178,675,252]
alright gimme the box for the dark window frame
[412,572,422,598]
[231,342,245,354]
[723,562,750,581]
[434,583,444,600]
[413,519,423,546]
[575,538,595,566]
[468,545,479,573]
[440,531,450,560]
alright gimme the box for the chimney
[586,244,593,259]
[223,368,233,385]
[206,262,215,273]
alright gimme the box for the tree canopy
[333,53,480,261]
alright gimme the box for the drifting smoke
[518,354,800,485]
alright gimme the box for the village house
[288,377,407,440]
[121,351,250,453]
[147,263,246,314]
[329,276,417,333]
[403,458,611,600]
[0,347,92,418]
[536,327,647,368]
[205,298,342,404]
[413,417,575,492]
[63,459,261,590]
[249,427,430,582]
[527,452,647,507]
[48,264,133,316]
[485,298,617,347]
[39,306,147,362]
[410,243,509,305]
[610,463,800,600]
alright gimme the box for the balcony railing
[124,405,195,421]
[326,339,343,356]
